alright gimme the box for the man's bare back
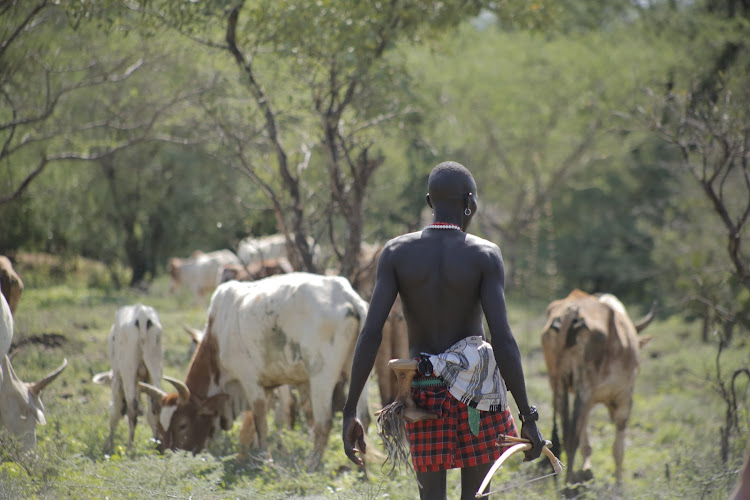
[342,161,543,500]
[379,229,503,356]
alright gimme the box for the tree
[403,22,678,297]
[0,3,206,208]
[121,0,520,282]
[636,12,750,293]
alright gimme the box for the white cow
[92,303,163,451]
[0,289,11,356]
[0,294,67,449]
[167,249,241,299]
[140,272,371,469]
[237,234,288,266]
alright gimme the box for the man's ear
[426,193,432,208]
[466,192,477,214]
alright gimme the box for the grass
[1,257,748,499]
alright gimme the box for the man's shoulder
[464,233,501,253]
[384,231,422,248]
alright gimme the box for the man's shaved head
[427,161,477,204]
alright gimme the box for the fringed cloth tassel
[376,400,413,477]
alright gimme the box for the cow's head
[139,376,229,454]
[0,355,67,449]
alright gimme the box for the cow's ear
[638,334,653,349]
[21,403,46,425]
[199,394,230,417]
[33,407,46,425]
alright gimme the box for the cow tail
[551,414,561,461]
[550,382,562,461]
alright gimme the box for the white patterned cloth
[425,335,508,412]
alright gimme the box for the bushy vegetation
[0,260,747,499]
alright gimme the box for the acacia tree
[126,1,534,282]
[635,6,750,293]
[405,24,670,295]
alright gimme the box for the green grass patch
[1,259,747,499]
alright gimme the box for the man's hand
[342,414,367,466]
[520,420,544,462]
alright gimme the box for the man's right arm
[342,243,400,466]
[342,243,399,419]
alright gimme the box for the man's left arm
[479,245,544,461]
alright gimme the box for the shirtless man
[342,161,544,500]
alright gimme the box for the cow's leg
[567,388,594,483]
[561,389,579,483]
[238,410,257,461]
[125,397,139,451]
[306,380,333,471]
[272,385,297,430]
[106,376,125,453]
[251,395,269,454]
[578,405,595,481]
[609,398,633,484]
[298,383,313,427]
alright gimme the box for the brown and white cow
[0,294,67,449]
[141,272,370,469]
[92,304,164,451]
[167,249,241,299]
[0,256,23,316]
[541,289,654,484]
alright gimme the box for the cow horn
[139,381,167,401]
[183,324,204,344]
[164,375,190,404]
[634,301,657,333]
[29,358,68,395]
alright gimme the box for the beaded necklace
[424,222,462,231]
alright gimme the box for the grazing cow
[0,294,67,449]
[237,234,289,266]
[219,257,293,284]
[182,324,306,431]
[92,304,163,451]
[140,272,370,469]
[238,233,319,271]
[354,243,408,407]
[541,289,654,484]
[0,256,23,316]
[167,249,241,299]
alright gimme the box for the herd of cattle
[0,234,657,483]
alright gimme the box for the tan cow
[541,289,654,484]
[0,256,23,316]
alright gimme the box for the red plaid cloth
[406,384,519,472]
